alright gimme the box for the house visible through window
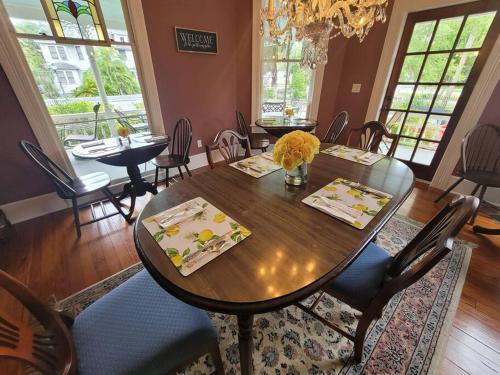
[55,70,75,85]
[75,45,84,60]
[48,45,67,60]
[260,35,315,118]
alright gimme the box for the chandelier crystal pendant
[260,0,389,69]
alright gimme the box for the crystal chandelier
[260,0,389,69]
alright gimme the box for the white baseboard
[1,150,225,224]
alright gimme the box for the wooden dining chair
[296,195,478,362]
[63,103,101,146]
[205,129,251,169]
[435,123,500,224]
[322,110,349,143]
[153,118,193,188]
[236,111,270,152]
[0,268,224,375]
[347,121,398,156]
[19,141,132,237]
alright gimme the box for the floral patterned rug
[56,215,475,375]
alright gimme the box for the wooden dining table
[134,144,414,374]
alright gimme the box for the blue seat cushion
[71,269,218,375]
[324,242,393,310]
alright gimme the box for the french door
[380,1,499,180]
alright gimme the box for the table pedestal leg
[237,314,254,375]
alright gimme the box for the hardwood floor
[0,175,498,374]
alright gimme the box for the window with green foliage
[260,35,314,118]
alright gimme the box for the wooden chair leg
[353,313,374,363]
[177,166,184,180]
[71,197,81,237]
[210,344,225,375]
[154,167,160,188]
[434,177,464,203]
[469,185,486,225]
[185,164,192,177]
[165,168,170,188]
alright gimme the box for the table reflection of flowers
[273,130,320,186]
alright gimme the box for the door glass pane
[285,62,312,118]
[456,12,496,49]
[432,86,463,113]
[407,21,436,53]
[430,16,463,51]
[413,141,438,165]
[386,111,405,135]
[420,53,449,82]
[394,138,417,161]
[423,115,450,141]
[401,112,426,138]
[444,52,478,83]
[399,55,425,82]
[391,85,414,110]
[410,85,438,111]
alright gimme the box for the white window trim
[0,0,165,175]
[251,0,325,133]
[365,0,500,192]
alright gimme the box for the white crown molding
[1,150,225,224]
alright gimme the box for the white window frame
[365,0,500,197]
[251,0,325,132]
[0,0,165,174]
[75,45,84,60]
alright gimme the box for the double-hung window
[259,36,315,118]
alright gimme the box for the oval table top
[255,117,317,137]
[134,144,414,314]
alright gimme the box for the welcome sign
[175,27,218,54]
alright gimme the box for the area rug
[56,215,476,375]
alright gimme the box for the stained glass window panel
[42,0,109,44]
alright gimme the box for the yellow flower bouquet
[273,130,320,185]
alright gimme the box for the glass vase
[285,163,308,186]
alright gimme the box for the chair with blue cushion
[296,195,478,362]
[0,269,224,375]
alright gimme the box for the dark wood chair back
[205,129,251,169]
[461,123,500,179]
[236,111,249,137]
[170,118,192,162]
[348,121,398,156]
[0,270,75,374]
[322,111,349,143]
[380,196,478,306]
[19,141,76,199]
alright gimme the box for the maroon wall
[142,0,253,154]
[478,80,500,124]
[0,66,53,205]
[316,2,394,144]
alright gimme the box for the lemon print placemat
[302,178,392,229]
[230,152,282,178]
[322,145,385,165]
[142,197,251,276]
